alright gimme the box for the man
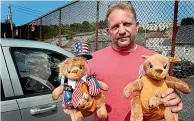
[87,2,182,121]
[24,52,54,94]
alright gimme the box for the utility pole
[8,5,14,38]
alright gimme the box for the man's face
[39,59,51,80]
[107,9,139,50]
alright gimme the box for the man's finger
[171,101,183,113]
[163,95,181,107]
[162,88,174,98]
[162,92,177,101]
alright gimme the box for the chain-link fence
[16,1,194,120]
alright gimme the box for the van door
[0,46,22,121]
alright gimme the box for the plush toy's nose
[155,69,163,75]
[71,68,78,73]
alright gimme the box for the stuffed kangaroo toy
[124,54,191,121]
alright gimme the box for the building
[162,25,194,63]
[144,23,172,32]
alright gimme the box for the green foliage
[21,20,105,41]
[61,21,96,38]
[138,26,145,33]
[42,25,59,40]
[181,17,194,25]
[99,20,107,29]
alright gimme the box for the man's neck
[112,43,137,52]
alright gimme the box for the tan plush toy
[52,56,108,121]
[124,54,191,121]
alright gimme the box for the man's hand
[162,88,183,113]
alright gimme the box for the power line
[11,5,45,14]
[12,6,44,15]
[12,8,40,16]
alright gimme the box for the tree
[180,17,194,25]
[138,26,145,33]
[81,21,90,32]
[1,22,12,38]
[99,20,107,29]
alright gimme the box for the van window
[11,48,67,96]
[1,79,5,100]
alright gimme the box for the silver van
[0,38,93,121]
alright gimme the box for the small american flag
[71,80,83,108]
[88,77,101,96]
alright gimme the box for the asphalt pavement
[179,77,194,121]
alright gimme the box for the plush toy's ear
[168,57,181,62]
[141,55,149,60]
[155,90,162,98]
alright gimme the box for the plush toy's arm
[52,84,64,100]
[165,76,191,94]
[98,81,108,91]
[124,78,143,99]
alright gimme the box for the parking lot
[179,76,194,121]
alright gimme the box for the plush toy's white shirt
[60,74,88,89]
[68,79,76,89]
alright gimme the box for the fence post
[28,24,29,40]
[170,0,179,76]
[95,0,99,51]
[20,28,21,39]
[58,8,62,47]
[40,18,42,41]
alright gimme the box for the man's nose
[118,25,126,34]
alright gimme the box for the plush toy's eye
[67,70,70,73]
[79,66,83,69]
[149,62,153,68]
[164,64,167,69]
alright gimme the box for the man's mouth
[118,37,129,42]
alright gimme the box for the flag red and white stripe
[88,78,101,96]
[71,80,83,108]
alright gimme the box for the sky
[1,0,194,27]
[1,0,70,26]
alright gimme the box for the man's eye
[111,25,119,30]
[124,23,131,26]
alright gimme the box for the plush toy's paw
[123,89,132,99]
[63,109,71,115]
[96,105,107,119]
[165,76,191,94]
[98,81,109,91]
[52,85,64,100]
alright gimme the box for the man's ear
[141,55,149,60]
[136,22,139,32]
[106,28,109,34]
[168,57,181,62]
